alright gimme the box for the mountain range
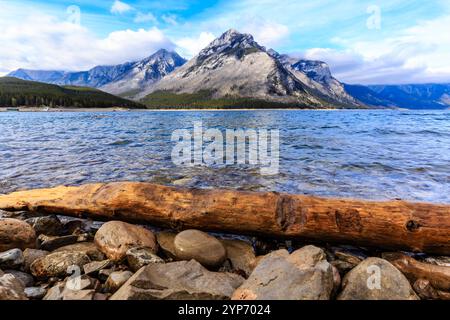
[5,29,450,109]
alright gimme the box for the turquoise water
[0,109,449,203]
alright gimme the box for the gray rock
[83,260,112,275]
[24,287,47,299]
[110,260,244,300]
[232,246,334,300]
[30,251,91,279]
[38,234,79,251]
[105,271,134,293]
[174,230,226,268]
[23,248,49,272]
[337,257,419,300]
[0,273,28,300]
[3,270,34,287]
[65,275,101,291]
[221,239,256,277]
[156,231,177,259]
[0,248,24,269]
[25,215,64,236]
[54,242,105,261]
[126,247,164,272]
[43,282,66,300]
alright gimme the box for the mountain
[345,83,450,109]
[7,49,187,97]
[141,29,364,109]
[0,77,143,109]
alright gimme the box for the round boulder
[0,218,36,251]
[174,230,226,268]
[94,221,157,262]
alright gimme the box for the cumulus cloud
[111,0,133,15]
[240,19,290,48]
[297,14,450,85]
[0,13,174,74]
[175,32,216,58]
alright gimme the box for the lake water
[0,110,449,203]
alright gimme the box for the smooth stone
[65,275,101,291]
[24,287,47,299]
[0,273,28,300]
[0,218,36,251]
[105,271,134,293]
[30,251,91,279]
[174,230,226,268]
[83,260,112,275]
[94,221,157,262]
[232,246,334,300]
[38,234,79,251]
[54,242,105,261]
[156,231,177,259]
[4,270,34,287]
[23,249,49,272]
[338,257,419,300]
[110,260,244,300]
[25,215,64,236]
[221,239,256,277]
[0,248,24,269]
[126,247,164,272]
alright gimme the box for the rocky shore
[1,209,449,300]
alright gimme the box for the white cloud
[161,14,178,26]
[241,19,289,48]
[134,12,158,24]
[0,13,174,74]
[301,14,450,84]
[175,32,216,58]
[111,0,133,15]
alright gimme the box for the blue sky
[1,0,450,84]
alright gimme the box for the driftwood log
[0,182,449,255]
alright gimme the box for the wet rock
[105,271,134,293]
[24,287,47,299]
[413,278,450,300]
[174,230,226,268]
[25,215,64,236]
[0,273,28,300]
[94,221,157,262]
[30,251,91,279]
[232,246,334,300]
[23,249,49,272]
[126,247,164,272]
[0,248,24,269]
[331,260,355,276]
[54,242,105,261]
[4,270,34,287]
[156,231,177,259]
[221,239,256,277]
[83,260,112,275]
[338,257,418,300]
[0,218,36,251]
[38,234,79,251]
[110,260,244,300]
[423,256,450,268]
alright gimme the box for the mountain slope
[141,30,363,109]
[345,83,450,109]
[7,50,186,97]
[0,77,143,109]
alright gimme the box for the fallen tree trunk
[0,182,449,255]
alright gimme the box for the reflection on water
[0,109,449,203]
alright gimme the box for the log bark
[0,182,449,255]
